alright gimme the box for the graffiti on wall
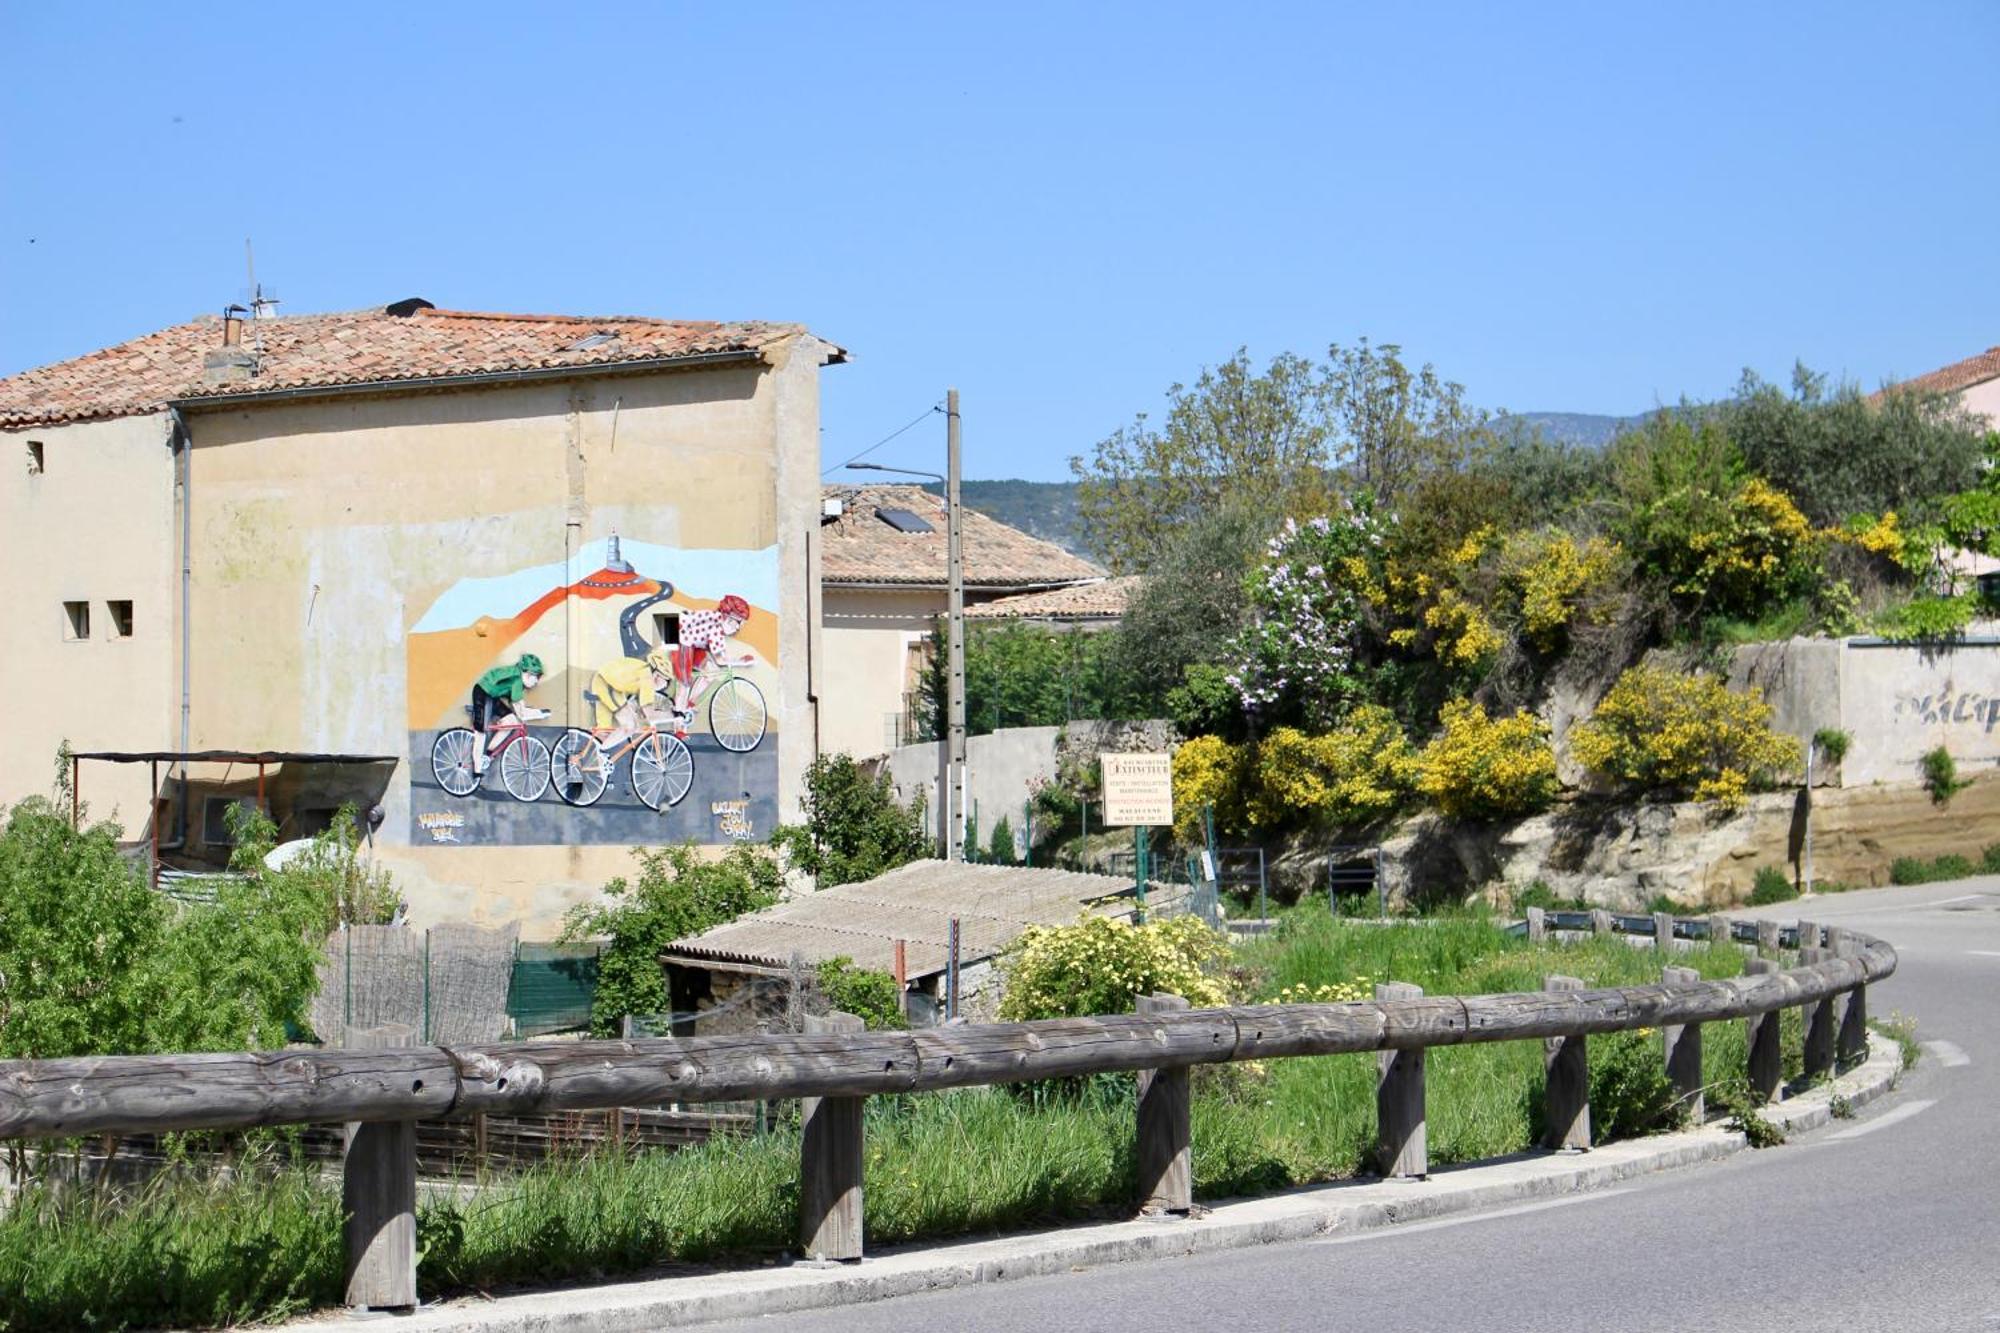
[406,535,780,845]
[1893,688,2000,733]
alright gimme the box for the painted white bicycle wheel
[708,677,767,753]
[550,729,609,807]
[500,733,552,803]
[431,728,480,798]
[632,733,695,810]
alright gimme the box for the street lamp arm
[848,462,946,483]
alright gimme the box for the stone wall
[1378,772,2000,911]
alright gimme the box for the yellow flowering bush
[1676,477,1815,614]
[1171,734,1247,842]
[1416,698,1560,819]
[1245,707,1419,830]
[1000,914,1230,1020]
[1569,665,1801,809]
[1502,530,1624,653]
[1423,587,1504,667]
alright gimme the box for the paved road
[705,879,2000,1333]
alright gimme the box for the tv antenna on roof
[240,238,280,319]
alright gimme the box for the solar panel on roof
[875,506,935,533]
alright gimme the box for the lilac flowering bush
[1229,496,1388,728]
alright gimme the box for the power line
[824,403,944,474]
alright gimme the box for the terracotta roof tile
[1873,345,2000,400]
[963,575,1144,620]
[0,304,835,428]
[820,483,1105,590]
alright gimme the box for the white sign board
[1102,752,1174,827]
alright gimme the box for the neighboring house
[0,299,842,933]
[659,859,1169,1025]
[961,574,1144,629]
[1880,344,2000,427]
[819,483,1104,757]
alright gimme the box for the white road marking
[1822,1099,1937,1142]
[1923,1040,1972,1067]
[1316,1189,1630,1244]
[1929,894,1986,907]
[1970,951,2000,959]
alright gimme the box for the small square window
[108,600,134,638]
[653,612,680,647]
[63,600,90,640]
[26,441,44,475]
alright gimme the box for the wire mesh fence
[309,921,518,1045]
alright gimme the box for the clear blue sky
[3,4,1995,481]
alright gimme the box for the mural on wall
[406,536,779,846]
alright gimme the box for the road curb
[366,1035,1907,1332]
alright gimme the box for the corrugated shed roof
[0,304,836,428]
[662,860,1144,977]
[820,484,1105,590]
[963,575,1145,621]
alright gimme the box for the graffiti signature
[1893,690,2000,733]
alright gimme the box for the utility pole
[946,388,967,862]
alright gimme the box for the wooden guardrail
[0,914,1893,1311]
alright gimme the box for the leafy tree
[562,843,783,1035]
[1071,348,1337,574]
[1070,340,1489,574]
[770,754,931,888]
[986,814,1019,865]
[0,796,166,1058]
[1110,499,1269,726]
[1723,365,1989,526]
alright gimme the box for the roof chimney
[221,304,247,347]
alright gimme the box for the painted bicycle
[693,661,768,753]
[430,707,552,802]
[550,703,695,812]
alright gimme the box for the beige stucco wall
[821,585,942,758]
[0,414,176,827]
[1957,375,2000,428]
[169,341,829,929]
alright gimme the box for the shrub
[1569,665,1802,808]
[1811,728,1851,765]
[1890,853,1977,885]
[1000,915,1230,1020]
[1163,662,1242,739]
[1748,866,1797,906]
[1228,500,1389,728]
[771,753,930,888]
[816,957,907,1030]
[1587,1028,1690,1141]
[1921,745,1969,805]
[1876,592,1978,643]
[1986,843,2000,875]
[1245,708,1419,831]
[986,814,1019,866]
[1415,698,1559,820]
[562,843,782,1035]
[1171,734,1246,842]
[1500,530,1625,653]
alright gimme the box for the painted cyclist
[669,594,755,739]
[470,652,550,776]
[589,647,676,752]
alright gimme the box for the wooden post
[1799,945,1835,1080]
[1830,929,1867,1067]
[1542,975,1590,1151]
[1591,908,1613,938]
[1526,907,1546,943]
[1795,919,1820,953]
[342,1024,418,1311]
[1755,919,1780,955]
[1136,993,1193,1214]
[800,1010,866,1262]
[1706,915,1731,950]
[892,939,908,1019]
[1743,958,1782,1103]
[1374,982,1427,1179]
[1653,912,1674,952]
[1661,965,1704,1122]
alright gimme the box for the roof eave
[170,348,770,413]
